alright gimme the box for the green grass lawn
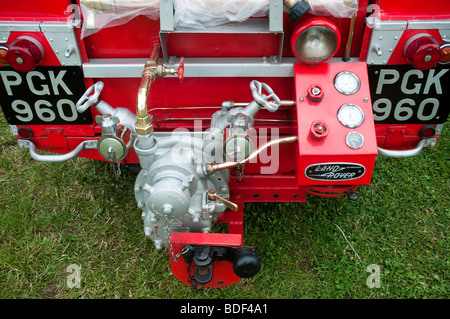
[0,111,448,299]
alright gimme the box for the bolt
[311,86,321,96]
[16,57,23,64]
[424,55,432,62]
[163,205,173,215]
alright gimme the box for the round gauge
[337,104,365,128]
[334,71,361,95]
[346,131,365,149]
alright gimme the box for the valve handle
[249,80,281,112]
[207,189,238,212]
[76,81,104,113]
[176,60,184,83]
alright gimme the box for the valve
[307,84,324,102]
[207,189,238,212]
[250,80,281,112]
[284,0,310,22]
[176,60,184,83]
[76,81,104,113]
[310,120,329,140]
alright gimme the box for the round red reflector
[17,126,33,140]
[404,34,440,70]
[6,36,44,72]
[419,125,436,139]
[291,17,341,64]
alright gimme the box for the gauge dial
[346,131,365,149]
[334,71,361,95]
[337,104,365,128]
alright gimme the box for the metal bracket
[0,21,41,43]
[9,125,18,136]
[365,19,407,65]
[158,0,284,63]
[40,22,82,66]
[407,19,450,41]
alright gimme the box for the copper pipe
[205,136,298,174]
[231,100,296,108]
[343,13,357,61]
[148,100,296,112]
[149,42,160,62]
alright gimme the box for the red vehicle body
[0,0,449,287]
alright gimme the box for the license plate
[368,64,450,124]
[0,66,92,125]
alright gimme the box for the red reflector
[6,36,44,72]
[419,125,436,139]
[17,127,33,140]
[404,33,440,70]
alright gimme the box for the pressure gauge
[346,131,365,149]
[337,104,365,128]
[334,71,360,95]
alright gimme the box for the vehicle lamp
[291,17,341,64]
[440,43,450,64]
[0,45,9,65]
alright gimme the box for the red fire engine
[0,0,448,287]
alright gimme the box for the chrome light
[291,17,341,64]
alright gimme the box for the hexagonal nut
[135,124,154,136]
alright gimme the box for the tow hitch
[182,245,261,286]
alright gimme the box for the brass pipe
[135,43,161,135]
[205,136,298,174]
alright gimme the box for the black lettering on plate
[305,163,366,181]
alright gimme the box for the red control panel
[295,62,378,186]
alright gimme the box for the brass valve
[207,189,238,212]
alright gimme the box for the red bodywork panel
[294,62,378,186]
[0,0,448,288]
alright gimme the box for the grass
[0,110,448,299]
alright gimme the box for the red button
[404,34,440,70]
[6,36,44,72]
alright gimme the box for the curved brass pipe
[135,42,182,136]
[135,43,160,135]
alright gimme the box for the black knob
[348,191,359,201]
[233,247,261,278]
[288,1,310,22]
